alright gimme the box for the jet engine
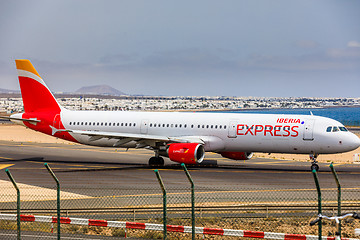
[220,151,254,160]
[166,143,205,164]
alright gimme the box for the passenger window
[202,125,205,128]
[105,123,107,126]
[179,124,182,128]
[125,123,128,127]
[134,123,136,127]
[219,125,222,129]
[224,125,227,129]
[117,123,119,126]
[332,126,339,132]
[97,123,99,126]
[129,123,132,127]
[101,123,103,126]
[184,124,187,128]
[191,125,194,128]
[69,122,72,125]
[167,124,169,127]
[211,125,213,129]
[198,125,200,128]
[326,126,332,132]
[215,125,217,129]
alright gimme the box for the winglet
[49,125,71,135]
[49,125,59,135]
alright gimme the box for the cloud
[326,48,360,59]
[348,41,360,48]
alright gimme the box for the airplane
[2,59,360,171]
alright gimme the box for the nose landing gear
[310,153,319,171]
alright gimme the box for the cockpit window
[327,126,348,132]
[339,126,348,132]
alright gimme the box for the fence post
[181,163,195,240]
[154,169,167,239]
[44,163,60,240]
[329,163,341,237]
[5,169,20,240]
[312,169,322,240]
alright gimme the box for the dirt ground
[0,124,359,164]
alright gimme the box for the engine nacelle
[167,143,205,164]
[220,152,254,160]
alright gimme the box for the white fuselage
[59,110,360,155]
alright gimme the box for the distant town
[1,93,359,114]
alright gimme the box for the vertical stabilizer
[15,59,61,113]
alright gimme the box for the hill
[75,85,126,96]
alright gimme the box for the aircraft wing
[71,129,170,142]
[53,128,205,148]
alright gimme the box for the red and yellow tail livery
[16,59,61,113]
[14,60,77,142]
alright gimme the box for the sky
[0,0,359,97]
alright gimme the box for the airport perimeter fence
[0,164,360,239]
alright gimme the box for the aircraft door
[228,121,237,138]
[141,119,148,134]
[53,114,61,129]
[303,119,315,141]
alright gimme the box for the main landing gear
[149,151,164,166]
[310,153,319,172]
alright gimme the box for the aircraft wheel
[311,164,319,172]
[157,157,164,165]
[149,157,164,166]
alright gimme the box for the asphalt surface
[1,140,360,238]
[0,140,360,191]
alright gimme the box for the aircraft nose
[348,133,360,150]
[354,134,360,148]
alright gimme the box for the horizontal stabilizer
[0,116,40,123]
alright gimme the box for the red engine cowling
[220,152,254,160]
[167,143,205,164]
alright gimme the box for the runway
[1,140,360,192]
[1,140,360,237]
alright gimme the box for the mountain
[0,88,20,93]
[75,85,126,96]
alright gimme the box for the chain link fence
[1,167,360,239]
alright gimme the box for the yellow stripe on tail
[15,59,41,78]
